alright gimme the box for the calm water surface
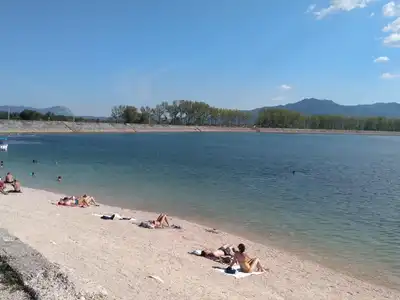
[1,133,399,287]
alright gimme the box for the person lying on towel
[139,213,170,229]
[57,194,98,207]
[193,244,234,264]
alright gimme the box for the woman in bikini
[78,194,98,207]
[229,243,265,273]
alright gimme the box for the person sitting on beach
[229,243,265,273]
[5,172,13,183]
[78,194,99,207]
[11,179,22,193]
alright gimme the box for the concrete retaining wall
[0,229,108,300]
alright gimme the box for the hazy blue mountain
[249,98,400,120]
[0,105,74,116]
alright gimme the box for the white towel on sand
[215,265,264,279]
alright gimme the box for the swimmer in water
[31,172,35,177]
[32,160,37,164]
[0,161,3,168]
[292,171,296,175]
[57,176,62,182]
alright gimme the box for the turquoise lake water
[1,133,399,287]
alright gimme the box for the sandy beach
[0,188,397,300]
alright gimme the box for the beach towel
[138,221,182,229]
[214,265,264,279]
[95,213,135,221]
[55,202,86,208]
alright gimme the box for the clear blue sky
[0,0,399,116]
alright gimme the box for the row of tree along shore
[1,100,400,132]
[111,101,400,131]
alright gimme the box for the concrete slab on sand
[0,229,108,300]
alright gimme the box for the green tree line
[2,103,400,132]
[112,100,400,132]
[110,100,252,126]
[0,110,97,122]
[256,108,400,131]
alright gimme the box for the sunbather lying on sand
[229,243,265,273]
[57,196,77,206]
[192,244,234,264]
[139,213,171,229]
[57,194,98,207]
[201,244,234,258]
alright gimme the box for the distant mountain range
[0,105,73,116]
[250,98,400,119]
[2,99,400,120]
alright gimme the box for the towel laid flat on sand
[214,265,264,279]
[94,213,136,221]
[138,221,182,229]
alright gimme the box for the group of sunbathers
[196,243,265,273]
[57,194,98,207]
[1,172,264,274]
[0,172,22,194]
